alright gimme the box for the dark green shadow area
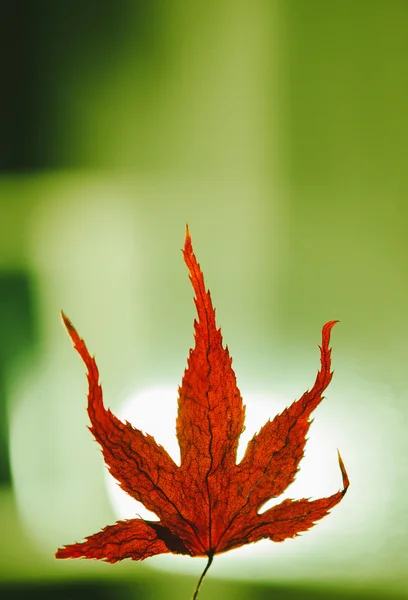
[0,579,403,600]
[0,272,37,484]
[0,581,145,600]
[245,582,404,600]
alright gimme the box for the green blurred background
[1,1,407,598]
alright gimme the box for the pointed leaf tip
[321,320,339,348]
[337,450,350,494]
[323,320,339,334]
[60,311,83,351]
[60,310,76,335]
[60,309,69,325]
[184,224,192,255]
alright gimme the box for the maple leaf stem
[192,552,214,600]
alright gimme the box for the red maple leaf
[56,227,349,598]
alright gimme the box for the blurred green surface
[1,1,407,598]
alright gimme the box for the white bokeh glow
[105,385,346,578]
